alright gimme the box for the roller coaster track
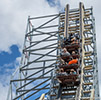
[49,2,100,100]
[7,2,100,100]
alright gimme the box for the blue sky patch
[0,45,21,66]
[46,0,56,7]
[0,45,21,76]
[46,0,63,12]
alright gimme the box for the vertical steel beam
[90,89,94,100]
[79,2,85,100]
[64,4,69,39]
[92,15,100,99]
[11,83,13,100]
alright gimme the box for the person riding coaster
[72,50,80,59]
[59,57,79,68]
[56,66,79,82]
[71,37,79,45]
[60,48,72,62]
[57,57,80,84]
[60,48,70,56]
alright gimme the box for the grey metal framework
[7,2,100,100]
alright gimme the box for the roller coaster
[7,2,100,100]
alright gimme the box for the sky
[0,0,101,100]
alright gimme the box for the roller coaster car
[60,55,71,61]
[64,43,80,51]
[57,75,80,86]
[58,64,79,70]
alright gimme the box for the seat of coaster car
[64,43,80,51]
[60,54,80,61]
[57,74,80,86]
[72,54,80,59]
[60,55,71,62]
[58,64,79,70]
[62,80,80,86]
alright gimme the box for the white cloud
[0,0,59,99]
[0,82,9,100]
[0,56,21,100]
[0,0,59,52]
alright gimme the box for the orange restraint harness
[68,59,78,65]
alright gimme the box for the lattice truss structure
[7,11,60,100]
[7,2,100,100]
